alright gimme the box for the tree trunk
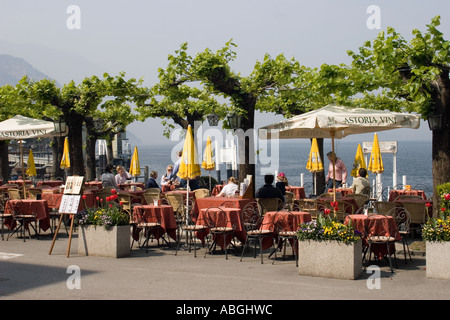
[431,73,450,216]
[85,135,96,182]
[51,136,65,179]
[67,115,85,177]
[0,140,9,181]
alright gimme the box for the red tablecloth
[118,183,145,190]
[317,196,359,214]
[40,192,96,210]
[327,188,354,197]
[8,180,32,186]
[192,197,253,220]
[161,184,177,192]
[4,199,51,232]
[84,181,103,189]
[345,214,401,259]
[196,207,245,249]
[388,189,427,202]
[131,204,177,242]
[285,186,306,200]
[260,211,311,250]
[36,181,64,187]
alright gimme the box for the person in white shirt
[115,165,132,186]
[216,177,239,197]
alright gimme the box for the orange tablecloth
[4,199,51,232]
[36,180,64,187]
[8,180,32,186]
[40,192,96,210]
[327,188,354,196]
[131,204,177,242]
[317,196,359,214]
[118,182,145,190]
[285,186,306,200]
[345,214,400,259]
[260,211,312,250]
[84,181,103,189]
[161,184,177,192]
[196,207,245,249]
[388,189,427,202]
[192,197,253,220]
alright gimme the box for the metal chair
[284,191,295,210]
[398,201,428,235]
[364,215,398,273]
[0,203,12,241]
[220,200,237,208]
[7,200,38,242]
[390,206,412,264]
[174,205,208,258]
[240,209,275,264]
[131,206,162,253]
[272,211,298,266]
[346,193,369,209]
[204,207,237,260]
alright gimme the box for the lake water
[134,139,432,196]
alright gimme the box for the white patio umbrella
[0,115,67,196]
[258,104,420,201]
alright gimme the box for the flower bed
[297,213,362,280]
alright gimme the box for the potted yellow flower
[422,183,450,280]
[75,190,131,258]
[297,210,362,280]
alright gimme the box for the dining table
[192,196,254,220]
[131,204,177,244]
[195,206,245,250]
[4,199,51,234]
[36,180,64,187]
[285,186,306,200]
[317,196,359,215]
[84,181,103,189]
[388,189,427,202]
[344,214,401,259]
[118,182,145,190]
[8,180,32,187]
[260,210,312,251]
[327,187,354,197]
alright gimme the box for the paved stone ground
[0,227,449,307]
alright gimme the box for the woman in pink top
[325,151,347,191]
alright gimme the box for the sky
[1,0,448,146]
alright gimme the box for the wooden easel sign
[49,176,84,258]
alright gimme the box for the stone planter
[78,225,131,258]
[426,241,450,280]
[298,239,362,280]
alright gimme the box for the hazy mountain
[0,54,59,86]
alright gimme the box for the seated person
[146,171,160,190]
[115,165,132,186]
[350,168,371,194]
[101,164,118,189]
[255,174,285,203]
[216,177,239,197]
[160,165,173,186]
[275,172,288,195]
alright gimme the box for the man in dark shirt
[255,174,285,202]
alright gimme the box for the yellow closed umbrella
[26,149,37,177]
[368,133,383,174]
[178,125,201,220]
[201,136,215,192]
[306,138,323,195]
[178,125,201,181]
[129,146,141,178]
[351,143,367,177]
[368,133,384,200]
[60,137,70,169]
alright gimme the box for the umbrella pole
[20,140,26,199]
[186,179,190,225]
[208,172,211,193]
[331,132,336,203]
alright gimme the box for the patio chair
[398,201,428,235]
[389,206,412,264]
[0,203,12,241]
[364,215,398,273]
[174,204,208,258]
[194,188,210,199]
[256,198,283,215]
[204,207,237,260]
[284,191,295,210]
[394,195,424,201]
[146,188,161,194]
[374,201,397,216]
[240,209,275,264]
[7,200,38,242]
[272,211,298,267]
[131,206,162,253]
[346,193,369,209]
